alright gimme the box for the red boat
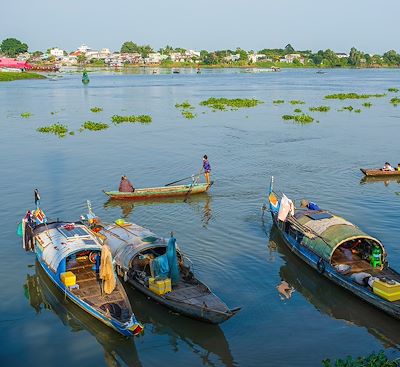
[0,58,31,70]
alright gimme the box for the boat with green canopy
[266,176,400,319]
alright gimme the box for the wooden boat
[104,182,213,200]
[267,176,400,320]
[89,219,240,324]
[20,200,143,336]
[361,168,400,177]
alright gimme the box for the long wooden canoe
[361,168,400,177]
[104,182,213,200]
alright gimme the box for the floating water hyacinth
[325,93,386,100]
[200,97,263,111]
[289,100,305,105]
[181,111,196,119]
[388,88,399,93]
[90,107,103,113]
[111,115,152,124]
[175,101,194,109]
[309,106,330,112]
[273,100,284,104]
[37,123,69,137]
[362,102,372,107]
[390,97,400,106]
[294,109,302,113]
[81,121,109,131]
[21,112,32,118]
[282,114,314,124]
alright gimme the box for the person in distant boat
[300,199,320,211]
[398,163,400,171]
[202,155,211,184]
[382,162,395,171]
[119,175,135,192]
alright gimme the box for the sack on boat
[278,194,294,222]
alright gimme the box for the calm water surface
[1,68,400,366]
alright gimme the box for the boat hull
[271,214,400,320]
[104,182,212,200]
[127,278,237,324]
[361,168,400,177]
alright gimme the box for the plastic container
[60,271,76,287]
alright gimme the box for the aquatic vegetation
[36,123,68,137]
[175,101,194,109]
[181,111,196,119]
[273,100,284,104]
[388,88,399,93]
[282,114,314,124]
[343,106,354,111]
[294,109,302,113]
[90,107,103,113]
[362,102,372,108]
[82,121,109,131]
[322,350,399,367]
[390,97,400,106]
[69,131,75,135]
[20,112,32,118]
[0,72,46,82]
[354,109,361,113]
[289,100,305,105]
[325,93,386,100]
[111,114,152,124]
[199,97,263,111]
[309,106,330,112]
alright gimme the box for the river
[1,68,400,366]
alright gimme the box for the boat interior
[66,250,131,322]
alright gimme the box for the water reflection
[269,227,400,349]
[123,285,236,367]
[24,262,142,367]
[360,176,400,187]
[103,194,213,227]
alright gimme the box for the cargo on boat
[87,217,239,324]
[361,168,400,177]
[19,194,143,336]
[266,176,400,320]
[104,182,212,200]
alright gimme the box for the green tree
[121,41,139,53]
[348,47,363,67]
[0,38,28,57]
[323,49,340,67]
[383,50,400,66]
[235,48,248,61]
[311,50,324,65]
[284,44,295,53]
[77,54,87,64]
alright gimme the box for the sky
[1,0,399,54]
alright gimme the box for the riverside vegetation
[200,98,263,111]
[0,72,45,82]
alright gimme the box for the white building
[336,53,349,59]
[50,48,65,58]
[248,53,267,63]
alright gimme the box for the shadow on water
[24,261,142,367]
[104,194,213,228]
[360,176,400,187]
[123,283,237,367]
[269,226,400,350]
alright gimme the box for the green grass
[273,100,284,104]
[388,88,399,93]
[390,97,400,106]
[289,100,305,105]
[362,102,372,107]
[111,115,152,124]
[0,72,46,82]
[325,93,386,100]
[37,123,68,137]
[175,101,194,109]
[322,351,400,367]
[282,114,314,124]
[294,108,302,113]
[81,121,109,131]
[309,106,330,112]
[21,112,32,118]
[181,111,196,119]
[200,97,263,111]
[90,107,103,113]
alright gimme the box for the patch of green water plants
[325,93,386,100]
[343,106,354,111]
[21,112,32,118]
[354,109,361,113]
[36,123,69,137]
[282,114,314,124]
[309,106,330,112]
[294,109,302,113]
[111,115,152,124]
[390,97,400,106]
[273,100,284,104]
[181,111,196,119]
[289,100,305,105]
[175,101,194,109]
[322,350,400,367]
[388,88,399,93]
[362,102,372,108]
[90,107,103,113]
[81,121,109,131]
[200,97,263,111]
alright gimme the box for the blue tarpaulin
[151,237,180,284]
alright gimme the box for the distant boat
[172,69,180,74]
[316,70,326,74]
[361,168,400,177]
[19,194,143,336]
[82,71,90,84]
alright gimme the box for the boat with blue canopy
[18,192,143,336]
[266,176,400,319]
[83,211,240,324]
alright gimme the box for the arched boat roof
[99,223,167,271]
[34,222,102,272]
[292,210,385,262]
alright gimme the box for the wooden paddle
[183,168,203,203]
[165,173,202,187]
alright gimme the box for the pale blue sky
[2,0,399,54]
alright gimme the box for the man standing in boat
[119,175,135,192]
[202,155,211,185]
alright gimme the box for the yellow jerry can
[60,271,76,287]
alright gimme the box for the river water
[1,68,400,366]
